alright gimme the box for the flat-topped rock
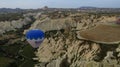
[77,24,120,44]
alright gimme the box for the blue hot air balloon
[26,29,45,48]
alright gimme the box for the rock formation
[0,17,32,35]
[27,13,120,67]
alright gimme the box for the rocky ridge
[24,13,116,33]
[0,17,32,35]
[23,13,120,67]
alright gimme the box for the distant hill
[0,8,24,13]
[0,7,120,14]
[79,6,97,9]
[77,6,120,13]
[79,6,120,9]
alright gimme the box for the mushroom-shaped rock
[77,24,120,44]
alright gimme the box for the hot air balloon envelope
[26,29,45,48]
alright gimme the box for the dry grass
[79,24,120,44]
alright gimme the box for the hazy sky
[0,0,120,9]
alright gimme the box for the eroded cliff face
[31,13,120,67]
[34,28,120,67]
[0,17,32,35]
[35,29,100,67]
[25,13,116,33]
[0,11,119,67]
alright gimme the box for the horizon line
[0,6,120,9]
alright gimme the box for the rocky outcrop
[35,30,100,67]
[22,13,120,67]
[24,17,75,33]
[0,17,32,35]
[35,29,120,67]
[24,13,117,33]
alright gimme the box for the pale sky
[0,0,120,9]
